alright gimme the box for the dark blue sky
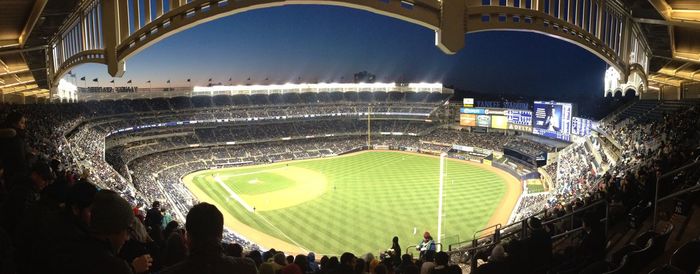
[71,5,607,98]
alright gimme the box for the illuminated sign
[572,117,593,136]
[508,124,533,132]
[460,114,477,127]
[491,115,508,129]
[506,109,533,126]
[484,108,507,115]
[463,98,474,107]
[460,108,485,115]
[477,115,491,127]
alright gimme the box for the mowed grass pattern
[189,151,507,255]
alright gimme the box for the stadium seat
[669,240,700,274]
[647,265,685,274]
[651,224,674,257]
[627,239,654,273]
[602,255,628,274]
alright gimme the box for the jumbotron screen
[532,101,572,141]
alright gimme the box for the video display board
[459,114,477,127]
[572,117,593,136]
[476,115,491,127]
[491,115,508,129]
[533,101,572,141]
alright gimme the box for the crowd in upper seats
[503,139,553,156]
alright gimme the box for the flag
[80,76,85,81]
[110,79,114,83]
[68,70,75,77]
[167,80,170,83]
[147,80,151,83]
[92,78,98,82]
[228,77,232,81]
[186,79,191,82]
[127,80,132,84]
[265,77,268,81]
[208,78,212,82]
[247,77,251,81]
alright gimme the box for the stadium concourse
[0,87,699,274]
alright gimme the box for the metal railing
[652,159,700,230]
[405,243,443,256]
[445,199,609,270]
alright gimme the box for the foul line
[212,173,310,253]
[254,213,311,254]
[214,176,255,212]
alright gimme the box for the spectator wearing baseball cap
[59,190,135,274]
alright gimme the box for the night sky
[70,5,607,98]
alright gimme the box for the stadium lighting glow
[58,78,77,91]
[192,82,448,94]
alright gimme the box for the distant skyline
[69,5,607,98]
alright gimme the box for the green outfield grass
[184,151,508,255]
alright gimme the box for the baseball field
[183,150,521,256]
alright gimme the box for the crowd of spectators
[1,92,698,274]
[503,139,552,156]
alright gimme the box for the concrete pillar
[435,0,465,54]
[102,0,125,77]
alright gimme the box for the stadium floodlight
[437,152,447,251]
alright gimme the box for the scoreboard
[460,107,533,132]
[532,101,573,141]
[572,117,593,136]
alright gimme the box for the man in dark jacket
[145,201,163,241]
[524,217,552,273]
[0,161,54,234]
[575,215,606,268]
[60,190,136,274]
[0,112,31,185]
[160,203,257,274]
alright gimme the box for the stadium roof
[1,0,699,102]
[0,0,81,103]
[622,0,700,86]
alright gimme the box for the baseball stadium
[1,1,700,274]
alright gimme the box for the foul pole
[437,152,446,251]
[367,105,371,148]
